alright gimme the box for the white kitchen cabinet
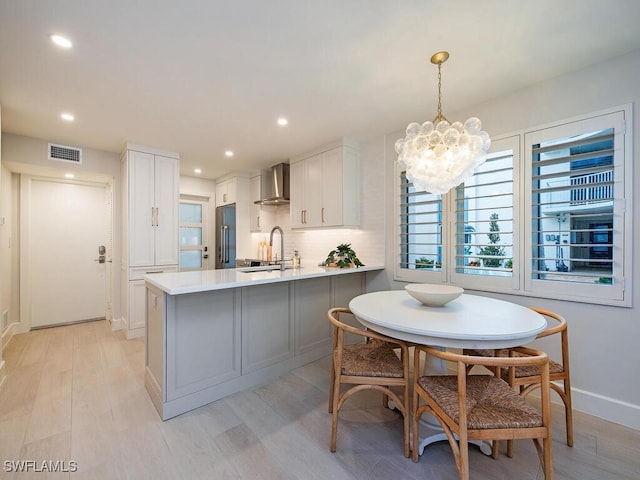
[216,177,237,206]
[125,149,179,266]
[128,266,177,332]
[249,173,274,232]
[165,288,241,402]
[121,145,179,339]
[290,154,322,228]
[241,282,292,373]
[290,138,359,229]
[294,277,332,355]
[250,175,261,231]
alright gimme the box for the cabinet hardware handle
[151,207,155,226]
[257,216,260,228]
[155,207,159,227]
[322,207,325,223]
[223,193,227,203]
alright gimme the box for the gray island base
[144,265,383,420]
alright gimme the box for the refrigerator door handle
[224,225,230,263]
[219,225,226,264]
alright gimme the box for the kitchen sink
[236,265,296,273]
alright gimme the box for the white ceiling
[2,0,640,180]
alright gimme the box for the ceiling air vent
[48,143,82,164]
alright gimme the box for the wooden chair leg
[459,435,470,480]
[543,436,553,479]
[328,359,336,413]
[403,382,410,458]
[491,440,499,459]
[330,373,342,452]
[563,378,574,447]
[412,390,421,462]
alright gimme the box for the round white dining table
[349,289,548,456]
[349,290,547,350]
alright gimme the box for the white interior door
[29,179,108,328]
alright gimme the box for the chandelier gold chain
[435,61,446,123]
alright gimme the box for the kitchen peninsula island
[144,265,384,420]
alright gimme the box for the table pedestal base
[417,417,492,456]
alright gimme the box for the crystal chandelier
[396,51,490,195]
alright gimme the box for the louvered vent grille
[48,143,82,164]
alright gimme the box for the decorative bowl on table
[404,284,464,307]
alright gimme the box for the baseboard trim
[110,317,122,331]
[572,387,640,431]
[1,323,15,351]
[126,327,144,340]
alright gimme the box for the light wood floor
[1,320,638,479]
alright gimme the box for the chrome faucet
[270,226,285,271]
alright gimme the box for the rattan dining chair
[412,345,553,480]
[465,307,573,456]
[327,307,410,458]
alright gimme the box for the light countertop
[145,265,384,295]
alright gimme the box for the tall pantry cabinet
[121,145,179,339]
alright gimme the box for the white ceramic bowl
[405,284,464,307]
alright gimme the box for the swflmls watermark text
[4,460,78,473]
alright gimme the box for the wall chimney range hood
[255,163,290,206]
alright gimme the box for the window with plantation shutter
[524,109,629,305]
[395,170,446,283]
[450,135,519,291]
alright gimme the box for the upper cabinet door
[305,154,323,227]
[216,177,237,206]
[250,175,262,232]
[320,147,343,227]
[129,150,156,267]
[154,155,179,265]
[290,161,306,228]
[128,150,179,267]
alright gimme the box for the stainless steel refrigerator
[215,204,236,269]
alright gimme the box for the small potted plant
[325,243,364,268]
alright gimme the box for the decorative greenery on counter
[324,243,364,268]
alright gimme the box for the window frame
[449,135,521,294]
[393,104,633,307]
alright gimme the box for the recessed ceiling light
[277,117,288,126]
[60,113,75,121]
[64,173,75,179]
[225,150,234,157]
[50,34,72,49]
[194,168,202,174]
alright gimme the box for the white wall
[383,49,640,429]
[0,134,122,332]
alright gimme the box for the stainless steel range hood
[255,163,290,206]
